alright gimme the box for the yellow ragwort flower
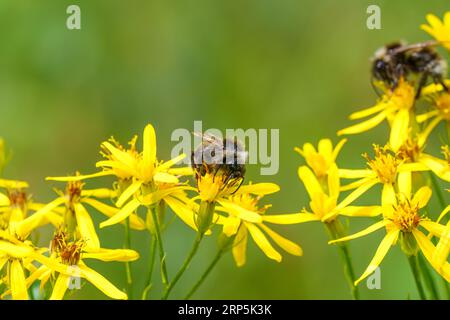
[338,79,415,151]
[15,230,139,300]
[330,181,450,285]
[47,124,193,229]
[421,12,450,52]
[216,183,303,266]
[298,163,382,223]
[294,138,347,179]
[339,144,423,205]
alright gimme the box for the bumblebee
[371,40,448,98]
[191,133,247,192]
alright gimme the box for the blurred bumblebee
[371,40,448,98]
[191,132,247,193]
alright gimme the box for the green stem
[161,200,215,300]
[150,206,169,287]
[326,220,360,300]
[142,234,157,300]
[407,254,427,300]
[185,249,224,300]
[124,217,133,299]
[162,233,203,300]
[417,253,439,300]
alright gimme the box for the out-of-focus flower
[421,12,450,52]
[294,138,347,180]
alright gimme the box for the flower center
[390,79,415,110]
[7,189,27,211]
[364,145,400,184]
[397,138,422,162]
[392,200,420,232]
[51,230,84,265]
[66,180,83,204]
[230,193,268,214]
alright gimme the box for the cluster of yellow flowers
[0,12,449,301]
[295,12,450,299]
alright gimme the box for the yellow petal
[232,226,248,267]
[336,179,378,211]
[167,167,194,176]
[46,171,113,182]
[16,197,65,238]
[433,226,450,268]
[349,102,388,120]
[78,263,127,300]
[100,198,140,229]
[81,198,145,230]
[74,203,100,249]
[397,171,411,197]
[10,260,28,300]
[233,183,280,196]
[338,169,372,179]
[259,224,302,256]
[389,109,409,151]
[49,273,69,300]
[143,124,157,169]
[298,166,323,199]
[339,206,383,217]
[418,116,442,147]
[262,213,319,224]
[222,216,241,237]
[0,193,10,206]
[437,205,450,224]
[164,196,199,232]
[329,220,389,244]
[420,220,446,238]
[318,139,333,157]
[0,179,28,189]
[83,248,139,262]
[382,183,397,208]
[153,172,179,184]
[245,222,282,262]
[0,241,33,258]
[338,111,387,136]
[412,186,432,209]
[81,188,117,199]
[218,200,262,223]
[354,229,399,285]
[102,142,136,169]
[116,181,142,208]
[156,154,186,172]
[328,164,340,198]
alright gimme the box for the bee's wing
[192,131,223,146]
[391,40,440,54]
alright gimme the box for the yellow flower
[47,124,192,229]
[294,138,347,179]
[216,183,303,266]
[16,180,145,248]
[417,90,450,141]
[298,164,382,223]
[13,230,139,300]
[421,12,450,52]
[329,182,450,284]
[338,79,415,150]
[0,232,52,300]
[339,145,422,205]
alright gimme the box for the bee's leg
[436,76,449,92]
[415,71,430,99]
[230,177,245,195]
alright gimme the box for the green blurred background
[0,0,449,299]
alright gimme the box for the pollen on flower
[389,79,415,110]
[391,199,421,232]
[52,230,85,265]
[66,180,83,204]
[7,189,27,211]
[397,138,422,162]
[229,193,269,214]
[435,93,450,121]
[363,145,400,184]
